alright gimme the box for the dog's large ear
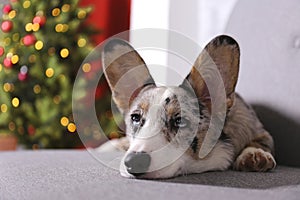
[102,39,155,114]
[181,35,240,159]
[182,35,240,109]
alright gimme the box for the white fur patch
[126,87,172,153]
[185,141,234,174]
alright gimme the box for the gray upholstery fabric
[225,0,300,167]
[1,151,300,200]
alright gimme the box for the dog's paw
[234,147,276,172]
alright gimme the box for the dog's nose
[124,151,151,176]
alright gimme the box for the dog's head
[102,35,240,179]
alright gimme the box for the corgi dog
[100,35,276,179]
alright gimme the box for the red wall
[80,0,131,44]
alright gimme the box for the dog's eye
[131,114,141,125]
[174,117,188,128]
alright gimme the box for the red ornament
[33,15,46,26]
[3,57,12,68]
[18,72,28,81]
[2,4,12,14]
[95,83,108,100]
[23,34,36,46]
[0,46,4,57]
[1,20,13,33]
[27,125,35,136]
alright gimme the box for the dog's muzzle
[124,151,151,176]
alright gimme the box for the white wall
[130,0,238,85]
[130,0,170,85]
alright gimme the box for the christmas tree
[0,0,120,149]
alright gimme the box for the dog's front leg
[97,137,129,152]
[233,131,276,172]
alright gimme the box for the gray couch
[1,0,300,199]
[1,151,300,200]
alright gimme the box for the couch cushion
[225,0,300,167]
[1,151,299,200]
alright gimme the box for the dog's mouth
[122,167,183,180]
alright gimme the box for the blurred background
[0,0,131,150]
